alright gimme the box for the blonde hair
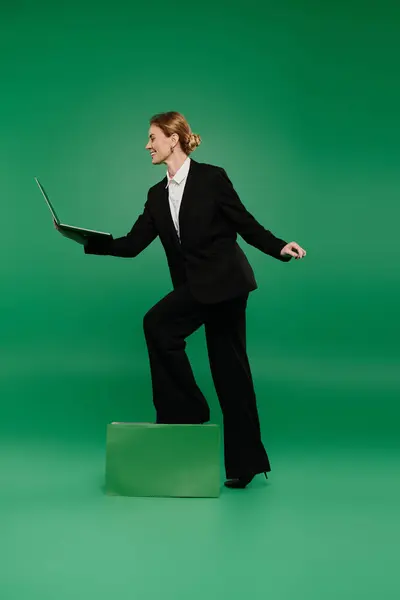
[149,111,201,155]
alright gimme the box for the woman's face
[145,125,177,164]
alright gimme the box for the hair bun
[190,133,201,148]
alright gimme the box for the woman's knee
[143,308,158,338]
[143,310,183,352]
[143,309,168,347]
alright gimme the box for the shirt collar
[165,156,191,188]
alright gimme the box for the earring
[171,146,174,153]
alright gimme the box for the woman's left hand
[280,241,307,259]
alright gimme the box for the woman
[55,111,306,489]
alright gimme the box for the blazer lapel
[177,158,198,239]
[158,158,199,248]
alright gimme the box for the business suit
[84,158,291,478]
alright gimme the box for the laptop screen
[35,177,60,225]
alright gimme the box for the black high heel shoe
[224,471,268,489]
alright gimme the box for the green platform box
[105,422,221,498]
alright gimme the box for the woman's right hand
[54,220,86,245]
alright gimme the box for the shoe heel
[264,472,268,480]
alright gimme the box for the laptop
[34,177,112,239]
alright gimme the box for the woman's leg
[204,294,271,479]
[143,284,210,424]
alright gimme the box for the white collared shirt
[165,156,191,241]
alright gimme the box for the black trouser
[142,284,271,478]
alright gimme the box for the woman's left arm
[214,167,306,261]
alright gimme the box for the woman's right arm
[83,198,158,257]
[55,192,158,257]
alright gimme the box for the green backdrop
[1,1,398,598]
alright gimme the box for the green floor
[1,435,396,599]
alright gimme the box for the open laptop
[34,177,112,239]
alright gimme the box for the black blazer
[84,158,291,304]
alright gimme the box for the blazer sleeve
[214,167,291,262]
[84,191,158,257]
